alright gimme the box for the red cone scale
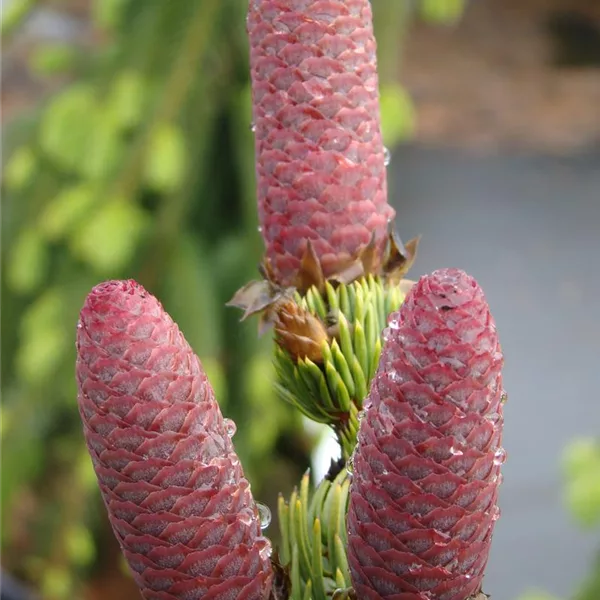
[347,269,505,600]
[76,280,272,600]
[248,0,395,286]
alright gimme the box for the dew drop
[388,370,401,383]
[388,316,400,330]
[257,502,272,529]
[257,225,263,233]
[223,418,237,437]
[449,446,464,456]
[465,573,472,580]
[258,539,272,560]
[493,447,507,465]
[346,453,355,480]
[250,122,256,133]
[383,146,391,166]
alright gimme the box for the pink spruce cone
[76,280,273,600]
[248,0,395,287]
[347,269,505,600]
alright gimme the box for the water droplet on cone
[493,447,507,465]
[223,418,237,437]
[256,502,272,529]
[383,146,391,166]
[258,539,272,559]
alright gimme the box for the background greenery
[2,1,597,600]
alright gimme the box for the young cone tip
[76,280,273,600]
[248,0,396,288]
[347,268,505,600]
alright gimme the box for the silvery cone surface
[347,269,505,600]
[76,280,273,600]
[248,0,395,287]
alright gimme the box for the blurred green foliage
[518,437,600,600]
[1,1,422,597]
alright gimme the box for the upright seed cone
[347,269,505,600]
[76,280,273,600]
[248,0,395,288]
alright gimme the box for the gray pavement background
[391,145,600,599]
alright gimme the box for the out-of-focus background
[1,1,599,599]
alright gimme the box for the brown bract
[227,231,420,336]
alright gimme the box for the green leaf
[563,438,600,479]
[42,567,72,599]
[107,70,147,130]
[69,199,149,273]
[311,519,327,600]
[330,340,355,400]
[162,235,220,358]
[16,289,68,385]
[278,495,291,565]
[6,228,48,294]
[420,0,465,23]
[201,357,226,408]
[39,185,97,241]
[92,0,127,29]
[82,114,126,180]
[1,0,37,36]
[0,389,46,536]
[16,326,68,386]
[380,83,414,149]
[302,580,312,600]
[575,552,600,600]
[29,44,78,76]
[40,84,98,172]
[291,545,302,600]
[563,438,600,528]
[279,469,351,598]
[245,355,287,457]
[144,123,187,193]
[4,146,36,191]
[65,524,96,567]
[565,472,600,528]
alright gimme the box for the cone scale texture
[248,0,395,287]
[347,269,505,600]
[76,280,272,600]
